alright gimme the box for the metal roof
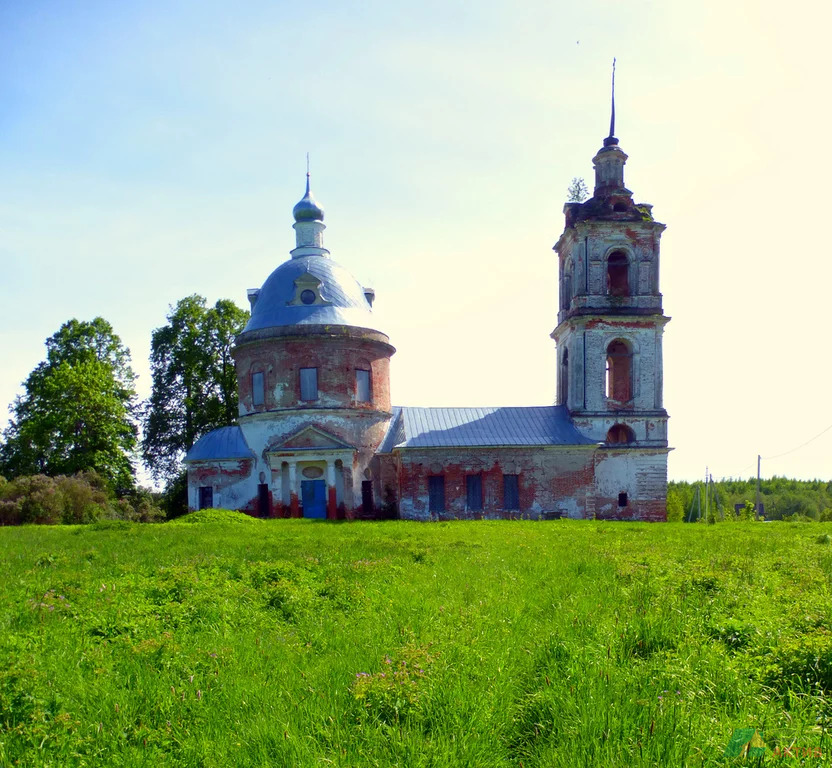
[378,406,595,451]
[243,255,382,334]
[184,426,255,462]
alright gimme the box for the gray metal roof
[243,255,382,334]
[378,406,595,451]
[184,425,255,462]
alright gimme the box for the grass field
[2,515,832,766]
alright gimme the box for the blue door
[301,479,327,518]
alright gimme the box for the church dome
[241,254,379,334]
[292,176,324,222]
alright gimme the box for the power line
[762,421,832,461]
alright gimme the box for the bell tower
[551,80,670,519]
[552,128,669,447]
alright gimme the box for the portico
[266,426,355,519]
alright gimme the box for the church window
[503,474,520,510]
[560,348,569,406]
[300,367,318,401]
[618,492,628,507]
[356,369,371,402]
[606,423,635,444]
[252,371,265,406]
[300,289,316,305]
[607,251,630,296]
[466,475,483,511]
[198,486,213,510]
[605,340,632,402]
[428,475,445,512]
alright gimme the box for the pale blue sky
[2,0,830,483]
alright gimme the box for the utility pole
[704,467,709,523]
[756,455,762,520]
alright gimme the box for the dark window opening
[618,492,628,508]
[607,251,630,296]
[428,475,445,512]
[198,486,213,510]
[613,202,628,213]
[466,475,483,511]
[356,369,371,402]
[560,348,569,405]
[300,367,318,401]
[257,483,270,517]
[605,340,632,401]
[300,289,316,305]
[503,474,520,510]
[252,371,265,407]
[606,424,635,444]
[561,272,572,311]
[361,480,374,514]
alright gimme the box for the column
[326,459,337,520]
[288,460,300,518]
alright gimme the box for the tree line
[0,295,249,519]
[667,477,832,523]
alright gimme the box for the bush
[55,473,109,524]
[0,472,163,526]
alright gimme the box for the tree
[142,295,249,484]
[0,319,138,490]
[567,177,589,203]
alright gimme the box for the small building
[185,125,671,521]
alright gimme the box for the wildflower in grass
[351,644,438,724]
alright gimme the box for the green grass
[2,518,832,766]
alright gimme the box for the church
[184,123,671,521]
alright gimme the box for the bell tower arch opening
[606,250,630,296]
[605,339,632,402]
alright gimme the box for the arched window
[605,340,632,402]
[606,251,630,297]
[560,348,569,405]
[606,423,635,444]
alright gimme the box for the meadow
[2,515,832,767]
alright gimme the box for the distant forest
[668,477,832,522]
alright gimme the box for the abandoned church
[185,125,671,521]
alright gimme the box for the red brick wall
[395,448,597,520]
[234,329,393,416]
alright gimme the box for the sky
[1,0,830,485]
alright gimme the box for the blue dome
[243,255,381,334]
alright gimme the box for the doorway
[301,479,327,518]
[257,483,270,517]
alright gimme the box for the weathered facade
[185,127,671,521]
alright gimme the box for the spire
[593,59,629,196]
[604,58,618,147]
[290,160,329,259]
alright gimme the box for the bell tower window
[605,340,632,402]
[607,251,630,296]
[559,348,569,406]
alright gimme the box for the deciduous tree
[0,319,138,490]
[142,295,248,484]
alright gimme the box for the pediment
[271,425,354,451]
